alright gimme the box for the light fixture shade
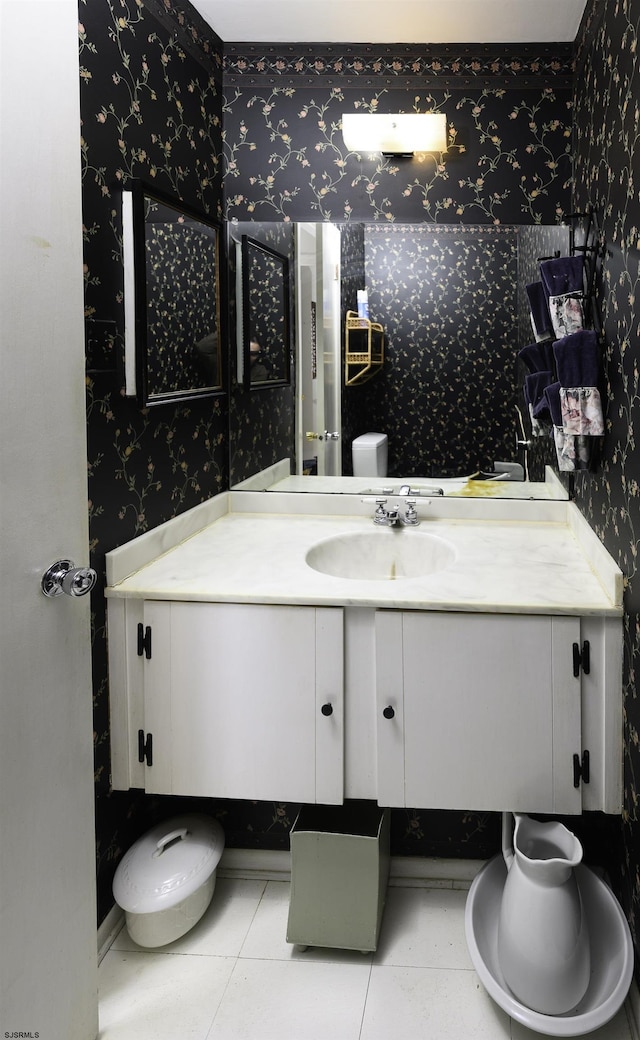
[342,112,447,155]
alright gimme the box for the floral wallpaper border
[143,0,223,75]
[224,42,574,89]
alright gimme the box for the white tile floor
[99,878,633,1040]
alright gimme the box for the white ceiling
[190,0,588,45]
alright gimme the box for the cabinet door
[142,602,343,803]
[376,611,582,814]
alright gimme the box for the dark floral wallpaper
[82,0,640,966]
[222,44,573,225]
[243,242,288,382]
[342,224,519,477]
[222,41,575,490]
[79,0,228,921]
[144,215,221,396]
[227,221,296,484]
[568,0,640,962]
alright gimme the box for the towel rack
[561,206,604,336]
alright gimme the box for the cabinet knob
[383,705,395,720]
[321,703,333,717]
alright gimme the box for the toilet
[352,432,388,477]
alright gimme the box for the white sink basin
[305,529,457,581]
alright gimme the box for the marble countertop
[106,494,623,616]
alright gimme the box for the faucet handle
[374,498,388,524]
[403,499,420,525]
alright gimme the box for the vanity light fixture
[341,112,448,157]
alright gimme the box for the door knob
[321,703,333,717]
[383,705,395,719]
[41,559,97,598]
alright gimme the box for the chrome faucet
[373,498,420,526]
[399,484,444,497]
[374,499,399,526]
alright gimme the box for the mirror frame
[129,180,224,407]
[241,235,291,391]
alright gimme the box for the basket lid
[113,814,225,914]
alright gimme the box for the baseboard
[217,847,292,881]
[217,848,484,889]
[97,901,125,963]
[389,855,483,889]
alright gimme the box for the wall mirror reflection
[125,181,223,407]
[242,235,290,390]
[228,221,571,499]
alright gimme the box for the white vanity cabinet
[106,494,623,817]
[108,600,344,804]
[109,596,621,815]
[374,610,621,815]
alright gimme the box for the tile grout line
[357,959,374,1040]
[235,877,270,959]
[204,878,270,1040]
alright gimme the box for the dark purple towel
[524,371,554,413]
[518,341,555,374]
[525,281,552,338]
[540,255,584,298]
[544,381,563,426]
[553,330,600,387]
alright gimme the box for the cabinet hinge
[137,622,152,659]
[572,639,590,677]
[138,729,153,766]
[573,750,590,788]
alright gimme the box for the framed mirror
[242,235,290,390]
[125,181,223,407]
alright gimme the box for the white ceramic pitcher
[497,813,590,1015]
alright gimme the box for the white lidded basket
[113,814,225,948]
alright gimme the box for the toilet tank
[352,433,388,477]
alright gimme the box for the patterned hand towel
[554,429,592,471]
[548,291,584,338]
[560,387,605,436]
